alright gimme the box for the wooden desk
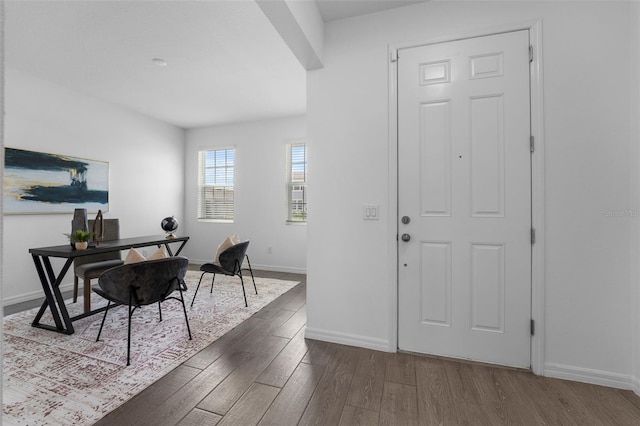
[29,235,189,335]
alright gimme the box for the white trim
[387,33,400,357]
[528,20,546,377]
[3,282,75,306]
[305,326,394,352]
[545,363,637,391]
[634,374,640,396]
[388,19,545,373]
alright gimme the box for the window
[198,148,235,221]
[286,143,307,222]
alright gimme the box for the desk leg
[162,239,188,257]
[31,255,63,330]
[174,240,188,256]
[31,256,75,335]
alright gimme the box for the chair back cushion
[214,235,240,265]
[98,256,189,306]
[218,241,250,274]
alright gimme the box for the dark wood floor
[10,271,640,425]
[89,270,640,425]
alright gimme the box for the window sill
[198,219,234,224]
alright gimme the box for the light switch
[363,205,379,220]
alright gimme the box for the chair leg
[96,300,111,341]
[245,255,257,294]
[209,273,216,293]
[127,292,133,367]
[83,279,92,313]
[238,272,248,307]
[190,271,207,307]
[177,282,193,340]
[73,275,79,303]
[158,301,163,322]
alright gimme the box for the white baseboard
[633,374,640,397]
[305,326,394,353]
[189,259,306,275]
[3,282,75,307]
[544,362,636,391]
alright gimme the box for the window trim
[197,147,235,222]
[286,142,307,224]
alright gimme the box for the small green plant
[70,230,92,242]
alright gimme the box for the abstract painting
[3,147,109,214]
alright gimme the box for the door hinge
[530,319,535,336]
[530,136,535,153]
[390,50,398,63]
[529,45,534,63]
[531,228,536,244]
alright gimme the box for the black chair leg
[127,293,133,366]
[190,271,207,307]
[209,273,216,293]
[245,255,257,294]
[238,273,248,307]
[177,284,193,340]
[158,301,163,322]
[96,300,111,341]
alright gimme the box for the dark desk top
[29,235,189,258]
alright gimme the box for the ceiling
[5,0,427,129]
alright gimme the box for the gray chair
[190,240,257,307]
[73,218,123,313]
[94,256,192,366]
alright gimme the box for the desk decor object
[3,147,109,214]
[70,208,89,247]
[161,215,179,238]
[70,230,92,250]
[92,209,104,245]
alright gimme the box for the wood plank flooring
[22,270,640,425]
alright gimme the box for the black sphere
[161,216,179,233]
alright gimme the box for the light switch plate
[363,205,379,220]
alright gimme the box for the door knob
[401,233,411,242]
[401,216,410,224]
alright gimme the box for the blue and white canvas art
[3,148,109,214]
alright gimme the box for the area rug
[2,272,299,426]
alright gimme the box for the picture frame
[3,147,109,214]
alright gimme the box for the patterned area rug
[2,272,299,426]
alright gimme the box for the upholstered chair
[190,240,257,307]
[94,256,192,366]
[73,218,123,312]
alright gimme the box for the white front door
[397,30,532,368]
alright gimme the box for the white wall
[2,68,185,304]
[306,0,640,390]
[633,1,640,396]
[183,115,307,273]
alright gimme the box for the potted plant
[70,230,92,250]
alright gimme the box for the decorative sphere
[161,216,179,233]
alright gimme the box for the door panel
[419,101,452,216]
[398,30,532,368]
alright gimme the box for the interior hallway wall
[306,1,639,390]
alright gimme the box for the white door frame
[387,20,545,374]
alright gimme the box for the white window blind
[286,143,307,222]
[198,148,235,221]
